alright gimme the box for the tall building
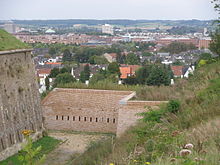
[102,24,114,35]
[3,21,16,34]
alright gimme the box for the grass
[67,60,220,165]
[0,29,30,51]
[0,136,60,165]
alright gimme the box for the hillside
[69,60,220,165]
[0,29,29,51]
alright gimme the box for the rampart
[0,49,44,161]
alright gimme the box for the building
[102,24,114,35]
[119,65,141,79]
[199,38,212,49]
[3,21,16,34]
[103,53,117,63]
[171,65,195,78]
[42,88,166,136]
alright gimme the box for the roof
[45,62,62,65]
[0,29,30,51]
[171,66,184,77]
[120,67,132,79]
[37,68,51,75]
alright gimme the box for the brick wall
[42,89,167,136]
[0,49,44,161]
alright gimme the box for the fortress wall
[0,49,44,161]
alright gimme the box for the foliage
[160,42,197,54]
[166,99,181,113]
[18,134,45,165]
[0,29,30,51]
[89,55,108,64]
[125,53,140,65]
[0,136,60,165]
[123,76,138,85]
[108,62,120,75]
[49,68,60,78]
[62,49,72,62]
[135,65,152,84]
[146,65,170,86]
[54,73,76,85]
[90,73,105,84]
[80,64,90,83]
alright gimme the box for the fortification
[0,49,44,161]
[42,88,166,136]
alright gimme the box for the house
[36,68,52,93]
[119,65,141,79]
[171,65,195,78]
[103,53,117,63]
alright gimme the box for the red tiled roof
[120,67,132,79]
[171,66,184,77]
[45,62,62,65]
[37,68,51,75]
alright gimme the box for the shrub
[166,100,181,113]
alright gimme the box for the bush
[166,100,181,113]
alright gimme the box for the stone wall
[42,88,133,133]
[42,88,167,136]
[0,49,44,161]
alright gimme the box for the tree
[54,73,76,85]
[135,65,152,84]
[116,52,126,64]
[80,64,90,83]
[108,62,120,75]
[49,68,60,78]
[124,76,138,85]
[90,73,105,84]
[45,76,50,90]
[125,53,140,65]
[146,65,170,86]
[199,53,212,60]
[62,49,72,62]
[60,67,69,74]
[49,47,56,57]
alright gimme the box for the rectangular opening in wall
[9,134,14,145]
[73,116,75,121]
[113,118,116,123]
[96,118,98,122]
[1,138,5,150]
[67,116,70,120]
[62,116,64,120]
[107,118,110,123]
[79,116,81,121]
[90,117,92,122]
[84,117,86,121]
[56,115,58,120]
[17,130,22,142]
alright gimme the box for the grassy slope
[70,60,220,165]
[0,136,60,165]
[0,29,29,51]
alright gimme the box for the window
[95,118,98,122]
[62,116,64,120]
[17,130,22,142]
[9,134,14,145]
[67,116,70,120]
[90,117,92,122]
[113,118,116,123]
[84,117,87,121]
[79,116,81,121]
[56,115,58,120]
[107,118,110,123]
[73,116,75,121]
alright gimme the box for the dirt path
[43,132,107,165]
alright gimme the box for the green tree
[60,67,69,73]
[49,68,60,78]
[80,64,90,83]
[146,65,170,86]
[45,76,50,90]
[54,73,76,85]
[125,53,140,65]
[49,47,56,57]
[62,49,72,62]
[135,65,152,84]
[90,73,105,84]
[108,62,120,75]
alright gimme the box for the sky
[0,0,218,20]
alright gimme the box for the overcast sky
[0,0,218,20]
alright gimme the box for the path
[43,132,107,165]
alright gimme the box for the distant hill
[10,19,213,28]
